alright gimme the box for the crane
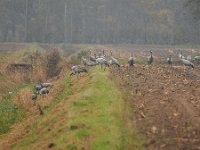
[147,50,153,65]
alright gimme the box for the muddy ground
[111,48,200,150]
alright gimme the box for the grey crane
[178,51,185,59]
[96,55,106,59]
[167,55,172,64]
[108,59,117,66]
[128,57,135,67]
[181,58,194,68]
[35,83,53,93]
[147,50,153,65]
[70,65,87,76]
[32,82,53,103]
[41,83,53,88]
[85,60,97,66]
[81,57,88,66]
[82,57,97,66]
[32,94,37,101]
[90,55,96,62]
[35,84,43,91]
[39,88,49,95]
[96,57,108,70]
[110,57,120,67]
[31,94,38,106]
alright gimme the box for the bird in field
[178,51,194,68]
[128,53,135,67]
[167,55,172,64]
[110,57,120,67]
[70,65,88,76]
[147,50,153,65]
[90,55,96,62]
[181,58,194,68]
[35,84,43,91]
[32,94,37,101]
[96,57,108,70]
[41,83,53,88]
[178,51,185,59]
[39,88,49,95]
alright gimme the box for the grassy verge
[43,73,73,113]
[0,43,44,135]
[67,67,127,150]
[0,100,25,135]
[5,66,144,150]
[0,83,34,135]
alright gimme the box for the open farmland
[0,44,200,150]
[109,45,200,150]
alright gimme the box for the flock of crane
[31,82,53,101]
[29,49,199,100]
[26,49,200,115]
[70,49,199,75]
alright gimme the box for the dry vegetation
[0,43,73,136]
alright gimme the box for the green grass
[0,100,25,134]
[43,74,73,113]
[66,67,144,150]
[0,83,34,135]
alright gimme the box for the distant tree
[186,0,200,19]
[0,0,199,45]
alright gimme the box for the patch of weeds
[75,129,90,139]
[66,144,77,150]
[73,101,87,107]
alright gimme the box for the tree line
[0,0,199,45]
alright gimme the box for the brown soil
[112,64,200,150]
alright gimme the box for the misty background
[0,0,199,45]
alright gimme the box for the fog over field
[0,1,200,150]
[0,0,200,45]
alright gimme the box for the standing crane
[110,57,120,67]
[96,57,108,70]
[167,55,172,65]
[128,52,135,67]
[147,50,153,65]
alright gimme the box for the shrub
[46,49,62,78]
